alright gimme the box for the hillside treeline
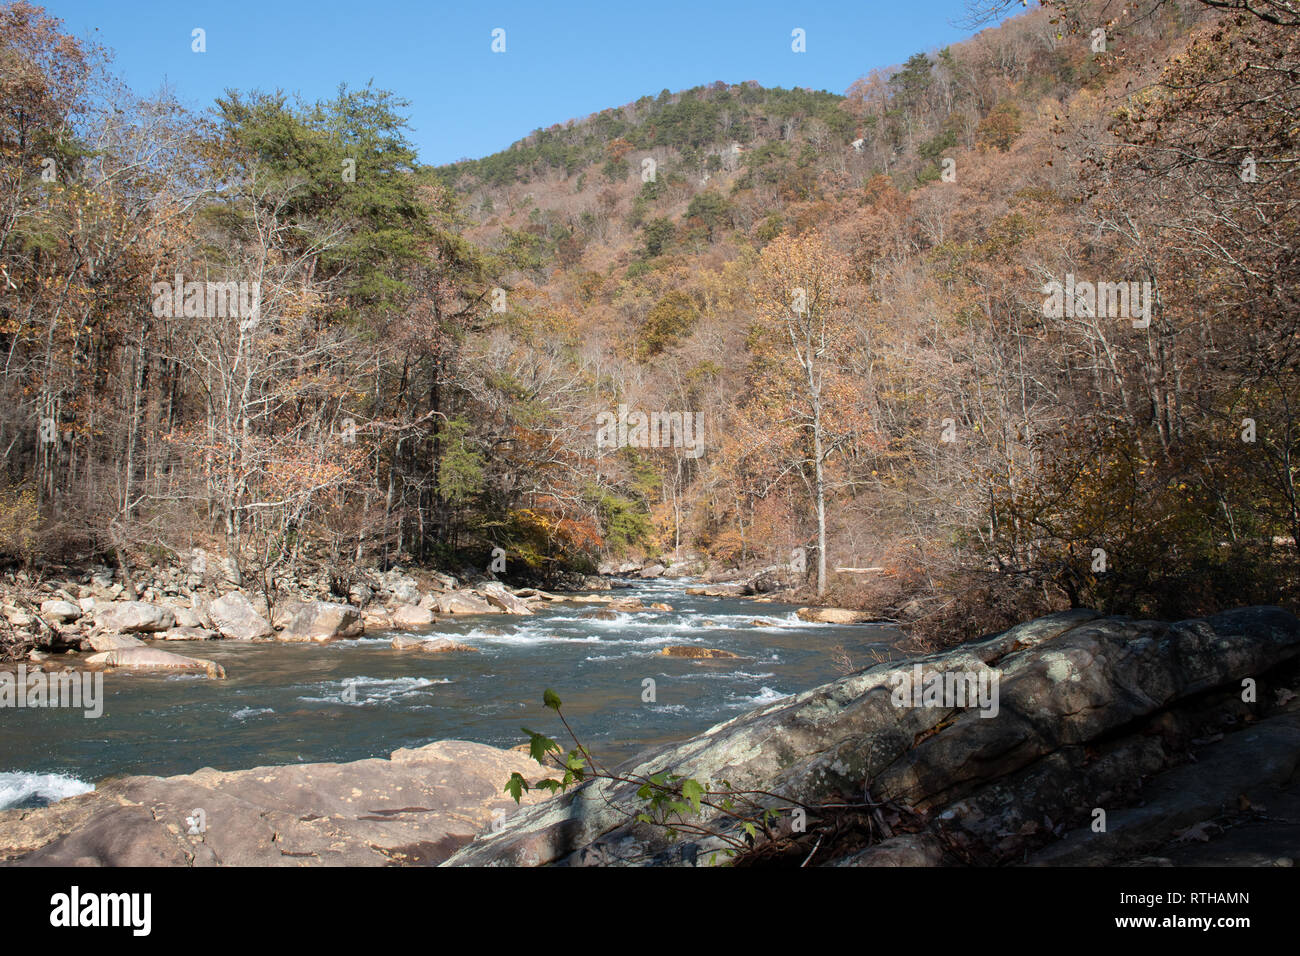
[2,0,1296,640]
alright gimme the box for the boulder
[391,636,478,654]
[382,574,422,606]
[362,607,392,628]
[639,564,666,579]
[686,584,745,597]
[172,606,205,629]
[795,606,880,624]
[94,602,176,634]
[445,606,1300,867]
[85,647,226,679]
[437,591,497,615]
[158,626,219,641]
[748,565,799,593]
[477,583,534,616]
[278,601,363,643]
[208,592,273,640]
[428,571,459,592]
[86,632,145,652]
[661,646,740,659]
[40,600,81,623]
[0,740,547,866]
[389,605,436,629]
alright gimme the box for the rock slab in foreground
[445,606,1300,867]
[0,741,548,866]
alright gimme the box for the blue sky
[44,0,1013,166]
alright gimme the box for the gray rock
[444,606,1300,867]
[477,583,534,615]
[278,601,363,642]
[94,602,176,633]
[86,632,145,652]
[437,590,497,615]
[40,600,82,623]
[389,605,436,629]
[208,592,273,640]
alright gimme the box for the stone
[208,592,273,640]
[661,646,740,659]
[86,632,145,652]
[445,606,1300,867]
[391,636,478,654]
[437,590,497,615]
[94,602,176,634]
[389,605,436,629]
[40,600,82,623]
[158,626,219,641]
[639,563,666,579]
[172,606,205,629]
[0,740,548,866]
[685,584,745,597]
[278,601,363,643]
[795,607,881,624]
[477,583,534,615]
[84,647,226,679]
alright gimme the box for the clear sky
[42,0,1012,166]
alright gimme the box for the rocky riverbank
[445,605,1300,867]
[0,548,847,679]
[3,604,1298,866]
[0,552,618,674]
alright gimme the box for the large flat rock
[444,606,1300,866]
[0,740,548,866]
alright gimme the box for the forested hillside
[2,0,1296,643]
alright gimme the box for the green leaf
[534,778,563,794]
[504,772,529,804]
[543,689,563,711]
[521,727,559,764]
[680,778,705,815]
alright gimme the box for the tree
[749,233,860,595]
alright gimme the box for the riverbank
[4,604,1297,866]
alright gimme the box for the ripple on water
[0,771,94,811]
[296,675,452,707]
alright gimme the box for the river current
[0,578,901,810]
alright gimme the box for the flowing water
[0,579,902,810]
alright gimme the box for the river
[0,578,901,810]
